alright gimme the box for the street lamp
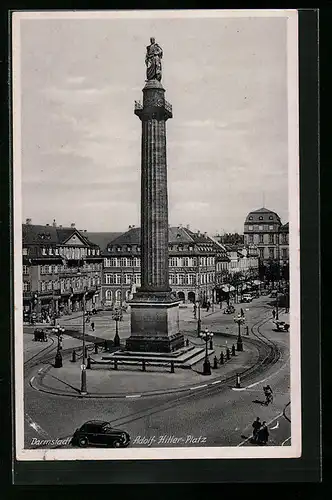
[52,325,65,368]
[80,289,88,395]
[233,314,245,352]
[112,307,122,347]
[200,327,213,375]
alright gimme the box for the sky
[18,12,291,234]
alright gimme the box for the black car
[71,420,130,448]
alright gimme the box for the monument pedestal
[126,291,185,353]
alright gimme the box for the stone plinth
[126,291,184,353]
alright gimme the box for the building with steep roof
[22,219,103,322]
[243,207,289,278]
[101,226,229,307]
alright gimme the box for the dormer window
[259,216,263,220]
[269,216,273,220]
[249,216,253,220]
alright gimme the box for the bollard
[142,359,146,372]
[219,352,224,365]
[236,373,241,388]
[186,339,189,347]
[84,346,88,358]
[71,350,76,363]
[87,356,91,369]
[209,339,213,350]
[232,344,236,356]
[114,359,118,371]
[94,343,98,354]
[226,348,231,360]
[213,356,218,369]
[170,360,175,373]
[246,325,249,336]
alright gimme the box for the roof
[280,222,289,232]
[22,224,98,247]
[83,232,123,251]
[105,226,226,252]
[244,207,281,224]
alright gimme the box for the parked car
[34,329,48,342]
[71,420,130,448]
[242,294,253,303]
[274,320,290,332]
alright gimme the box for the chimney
[178,224,182,229]
[52,219,57,227]
[204,232,207,238]
[128,225,132,229]
[59,225,63,228]
[84,230,87,233]
[186,224,190,230]
[197,230,200,236]
[26,218,31,225]
[70,223,75,228]
[46,223,50,227]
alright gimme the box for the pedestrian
[252,417,261,443]
[272,309,276,319]
[91,321,95,332]
[257,421,269,445]
[241,308,244,317]
[206,301,211,312]
[193,303,197,319]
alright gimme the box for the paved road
[23,297,291,449]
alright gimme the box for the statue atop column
[145,37,163,82]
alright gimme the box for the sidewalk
[31,332,260,399]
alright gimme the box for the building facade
[22,220,103,322]
[99,226,229,307]
[243,207,289,281]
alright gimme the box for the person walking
[240,308,245,317]
[252,417,261,443]
[193,303,197,319]
[91,321,95,332]
[257,421,269,445]
[272,309,276,319]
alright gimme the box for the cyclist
[263,385,273,405]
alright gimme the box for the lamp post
[52,325,65,368]
[200,327,213,375]
[234,314,245,352]
[112,307,122,347]
[80,289,88,395]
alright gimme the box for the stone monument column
[126,38,184,353]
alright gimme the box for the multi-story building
[243,207,289,280]
[22,219,103,322]
[97,226,229,307]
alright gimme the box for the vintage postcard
[12,9,300,461]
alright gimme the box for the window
[169,257,177,267]
[249,216,253,220]
[282,234,288,244]
[22,248,28,256]
[115,274,122,284]
[188,274,195,285]
[51,264,56,274]
[105,274,115,285]
[115,290,122,302]
[269,234,274,244]
[134,273,141,285]
[127,246,131,252]
[169,274,176,285]
[183,257,189,267]
[177,274,185,285]
[258,225,263,231]
[120,258,127,267]
[104,258,111,267]
[269,247,275,259]
[248,234,254,243]
[125,274,132,285]
[259,234,264,243]
[269,225,273,230]
[48,248,53,255]
[47,281,52,291]
[23,282,30,292]
[105,290,112,301]
[259,248,264,259]
[133,257,140,268]
[22,265,28,274]
[269,216,273,220]
[116,246,121,252]
[110,258,117,267]
[42,248,46,255]
[248,225,253,231]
